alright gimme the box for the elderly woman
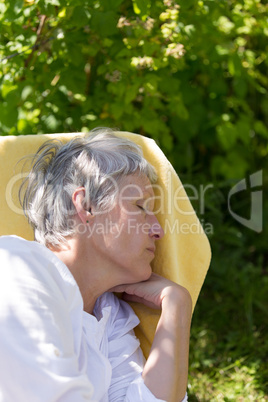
[0,129,192,402]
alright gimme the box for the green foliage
[1,0,268,399]
[1,0,267,178]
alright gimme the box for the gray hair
[20,128,157,247]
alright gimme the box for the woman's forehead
[118,174,154,199]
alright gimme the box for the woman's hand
[109,273,191,311]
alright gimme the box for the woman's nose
[149,215,164,240]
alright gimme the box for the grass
[183,173,268,400]
[187,236,268,401]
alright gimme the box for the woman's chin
[140,265,152,281]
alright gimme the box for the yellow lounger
[0,132,211,358]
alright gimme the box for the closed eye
[137,205,154,215]
[137,205,146,212]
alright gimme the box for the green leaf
[228,53,242,77]
[21,85,33,101]
[169,96,189,120]
[124,83,140,104]
[236,117,251,144]
[71,6,91,27]
[101,0,124,9]
[91,10,118,37]
[0,104,18,128]
[44,0,61,6]
[233,78,248,98]
[217,123,238,150]
[1,84,18,98]
[43,114,59,131]
[12,0,24,15]
[132,0,150,18]
[110,103,123,119]
[211,151,248,179]
[254,121,268,139]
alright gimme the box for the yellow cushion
[0,132,211,358]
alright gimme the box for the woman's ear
[72,187,93,224]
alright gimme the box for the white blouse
[0,236,187,402]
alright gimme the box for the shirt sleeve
[125,376,188,402]
[105,293,188,402]
[0,237,95,402]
